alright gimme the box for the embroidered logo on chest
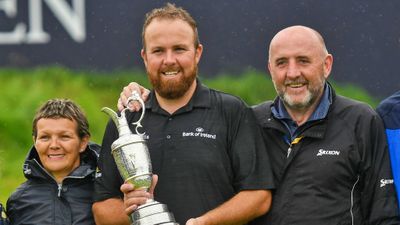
[316,148,340,156]
[380,179,394,187]
[182,127,217,140]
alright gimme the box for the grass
[0,66,378,204]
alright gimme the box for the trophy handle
[126,91,146,135]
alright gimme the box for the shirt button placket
[166,116,172,139]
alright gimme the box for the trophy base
[131,200,179,225]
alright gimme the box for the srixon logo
[0,0,86,44]
[316,149,340,156]
[380,179,394,188]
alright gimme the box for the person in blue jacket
[377,91,400,206]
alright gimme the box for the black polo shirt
[94,81,274,224]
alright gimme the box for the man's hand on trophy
[118,82,150,112]
[120,174,158,215]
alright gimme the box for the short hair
[32,99,90,139]
[142,3,200,50]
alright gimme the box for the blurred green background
[0,67,379,205]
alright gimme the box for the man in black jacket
[251,25,399,224]
[118,25,400,224]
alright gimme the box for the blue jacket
[377,91,400,207]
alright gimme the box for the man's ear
[324,54,333,79]
[195,44,203,64]
[141,49,148,67]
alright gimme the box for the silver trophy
[102,91,178,225]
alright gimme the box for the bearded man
[92,3,274,225]
[252,25,399,225]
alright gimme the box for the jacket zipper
[32,159,89,197]
[287,145,292,158]
[284,119,324,158]
[287,136,303,158]
[350,175,360,225]
[57,183,63,197]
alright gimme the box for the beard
[149,65,198,99]
[274,77,325,110]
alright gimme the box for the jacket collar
[23,142,100,181]
[271,82,332,140]
[272,82,332,122]
[261,83,337,140]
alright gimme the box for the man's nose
[163,50,176,65]
[287,62,301,78]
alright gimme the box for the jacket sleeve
[360,113,400,224]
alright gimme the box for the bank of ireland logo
[182,127,216,139]
[196,127,204,132]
